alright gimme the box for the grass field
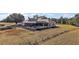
[40,29,79,45]
[0,23,79,45]
[0,22,15,26]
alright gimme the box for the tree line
[1,13,79,26]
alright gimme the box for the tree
[75,13,79,23]
[58,16,64,24]
[71,18,77,25]
[50,18,58,23]
[75,13,79,18]
[33,15,38,20]
[2,13,25,24]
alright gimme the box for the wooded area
[1,13,79,27]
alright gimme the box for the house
[17,16,56,30]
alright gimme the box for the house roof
[23,17,56,24]
[23,20,37,23]
[37,18,49,23]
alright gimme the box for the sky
[0,13,76,20]
[0,0,78,20]
[24,13,76,18]
[0,0,79,13]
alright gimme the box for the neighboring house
[17,16,56,30]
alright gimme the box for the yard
[0,23,78,45]
[40,28,79,45]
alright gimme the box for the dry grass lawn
[0,23,78,45]
[0,22,15,26]
[40,29,79,45]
